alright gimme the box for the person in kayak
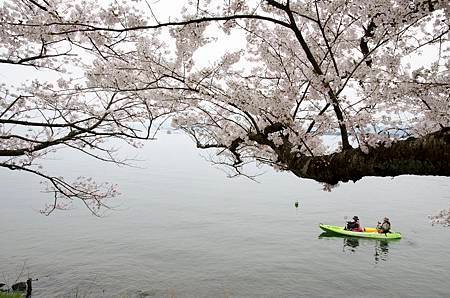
[345,216,363,232]
[377,217,391,233]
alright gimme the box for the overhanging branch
[288,128,450,184]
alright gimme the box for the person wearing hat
[345,216,363,231]
[377,217,391,233]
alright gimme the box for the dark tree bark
[26,278,32,298]
[285,128,450,184]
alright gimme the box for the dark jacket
[346,220,361,230]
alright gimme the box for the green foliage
[0,292,23,298]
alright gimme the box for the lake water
[1,133,449,297]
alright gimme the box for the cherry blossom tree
[1,0,449,219]
[0,0,172,214]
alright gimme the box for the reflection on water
[319,232,397,264]
[343,237,359,252]
[374,239,390,263]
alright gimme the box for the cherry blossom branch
[0,163,117,216]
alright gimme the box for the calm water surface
[1,133,449,297]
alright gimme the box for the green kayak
[319,224,402,239]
